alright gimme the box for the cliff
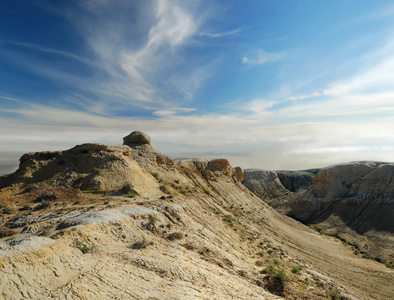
[288,161,394,262]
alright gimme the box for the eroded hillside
[0,132,393,299]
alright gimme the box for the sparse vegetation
[3,207,15,214]
[224,214,234,227]
[146,214,157,232]
[238,270,247,277]
[159,185,171,194]
[19,204,31,211]
[330,290,341,299]
[261,264,276,274]
[34,200,51,210]
[94,167,104,175]
[385,261,394,269]
[167,232,184,241]
[263,265,291,295]
[36,191,57,202]
[291,265,302,274]
[272,268,290,286]
[273,258,280,265]
[150,172,159,179]
[121,183,138,198]
[0,226,14,238]
[130,240,153,250]
[255,260,264,267]
[73,239,97,254]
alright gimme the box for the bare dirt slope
[1,132,393,299]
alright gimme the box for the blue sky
[1,0,394,175]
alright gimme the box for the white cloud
[153,107,196,117]
[242,49,282,65]
[199,28,242,38]
[1,92,394,176]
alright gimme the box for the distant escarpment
[288,161,394,262]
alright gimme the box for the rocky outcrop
[123,131,151,145]
[288,161,394,262]
[233,167,244,182]
[243,169,288,200]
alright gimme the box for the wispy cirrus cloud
[69,0,203,110]
[0,0,209,115]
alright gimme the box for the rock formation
[288,161,394,262]
[123,130,151,145]
[0,135,393,300]
[276,170,316,192]
[243,169,288,200]
[242,169,315,200]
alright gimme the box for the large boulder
[123,131,151,145]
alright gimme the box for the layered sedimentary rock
[242,169,315,201]
[288,161,394,262]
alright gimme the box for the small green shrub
[146,214,157,232]
[272,268,290,286]
[341,240,349,246]
[298,285,307,291]
[150,172,159,180]
[261,264,276,274]
[73,239,97,254]
[224,214,234,227]
[273,258,280,265]
[291,265,302,274]
[330,290,341,300]
[167,232,184,241]
[178,187,189,195]
[257,251,265,256]
[130,240,152,250]
[121,183,138,198]
[362,252,375,260]
[385,261,394,269]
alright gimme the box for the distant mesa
[123,131,151,146]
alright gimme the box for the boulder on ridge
[123,131,151,145]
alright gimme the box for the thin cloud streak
[242,49,282,65]
[199,28,242,37]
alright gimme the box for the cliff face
[242,169,288,200]
[0,135,393,300]
[288,161,394,262]
[242,170,315,201]
[242,169,315,214]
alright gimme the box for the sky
[1,0,394,175]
